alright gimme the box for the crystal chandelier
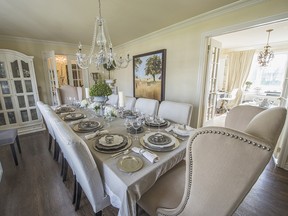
[257,29,274,67]
[76,0,131,70]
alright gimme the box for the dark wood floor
[0,131,288,216]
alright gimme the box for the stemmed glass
[155,115,164,132]
[124,118,133,138]
[132,117,142,140]
[145,114,153,131]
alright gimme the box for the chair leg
[62,158,68,182]
[16,135,21,154]
[72,175,77,204]
[54,141,60,161]
[75,181,82,211]
[48,134,52,151]
[10,143,18,166]
[95,211,102,216]
[60,154,65,176]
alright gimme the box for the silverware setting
[111,149,131,158]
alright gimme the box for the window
[246,52,288,93]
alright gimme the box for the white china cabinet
[0,49,44,134]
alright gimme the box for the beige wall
[0,0,287,127]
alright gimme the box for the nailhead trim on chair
[158,128,271,216]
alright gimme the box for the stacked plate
[73,120,102,133]
[145,119,169,128]
[63,113,86,121]
[140,132,179,152]
[121,110,137,119]
[94,134,131,153]
[55,106,75,114]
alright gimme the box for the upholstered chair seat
[124,96,136,111]
[56,85,83,105]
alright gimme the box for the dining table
[58,106,192,216]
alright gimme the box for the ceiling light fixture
[76,0,131,70]
[257,29,274,67]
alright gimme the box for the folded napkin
[69,118,88,125]
[85,130,109,140]
[165,124,174,132]
[131,147,159,163]
[173,124,194,136]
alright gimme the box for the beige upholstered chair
[124,96,136,111]
[137,106,287,216]
[52,121,110,215]
[158,100,193,125]
[106,94,119,107]
[56,85,83,105]
[135,98,159,116]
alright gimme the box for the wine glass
[155,115,164,132]
[132,118,142,140]
[124,118,133,138]
[145,114,153,131]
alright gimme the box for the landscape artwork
[133,49,166,101]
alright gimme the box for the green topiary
[89,80,112,97]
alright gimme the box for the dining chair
[137,106,287,216]
[135,98,159,116]
[0,129,21,166]
[37,101,62,160]
[124,96,136,111]
[106,94,119,107]
[157,100,193,125]
[52,121,110,215]
[56,85,83,105]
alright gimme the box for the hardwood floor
[0,131,287,216]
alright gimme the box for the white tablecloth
[67,110,187,216]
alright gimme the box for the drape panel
[224,49,256,108]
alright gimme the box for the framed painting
[133,49,166,101]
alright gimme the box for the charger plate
[55,106,75,114]
[72,122,103,133]
[117,155,143,173]
[63,113,86,121]
[140,132,180,152]
[93,135,132,154]
[145,120,170,128]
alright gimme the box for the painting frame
[133,49,166,101]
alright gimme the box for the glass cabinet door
[0,61,7,78]
[11,60,20,78]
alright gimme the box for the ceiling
[0,0,239,46]
[214,20,288,49]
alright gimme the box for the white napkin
[85,130,109,140]
[69,118,88,125]
[131,147,159,163]
[173,124,194,136]
[165,124,174,132]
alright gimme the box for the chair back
[158,101,192,125]
[135,98,159,116]
[56,85,83,105]
[124,96,136,111]
[225,105,265,132]
[52,121,110,213]
[106,94,119,107]
[167,107,286,216]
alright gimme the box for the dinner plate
[93,136,132,154]
[143,132,175,148]
[117,155,143,173]
[63,113,86,121]
[78,121,100,130]
[140,136,180,152]
[99,134,124,147]
[145,120,170,128]
[72,123,103,133]
[147,133,172,145]
[55,106,75,114]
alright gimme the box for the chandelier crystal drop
[76,0,131,70]
[257,29,274,67]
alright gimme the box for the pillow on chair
[245,107,287,145]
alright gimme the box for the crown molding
[116,0,264,49]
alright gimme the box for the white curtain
[224,49,256,108]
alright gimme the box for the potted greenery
[89,80,112,102]
[245,81,253,91]
[104,62,116,88]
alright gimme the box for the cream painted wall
[0,0,287,127]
